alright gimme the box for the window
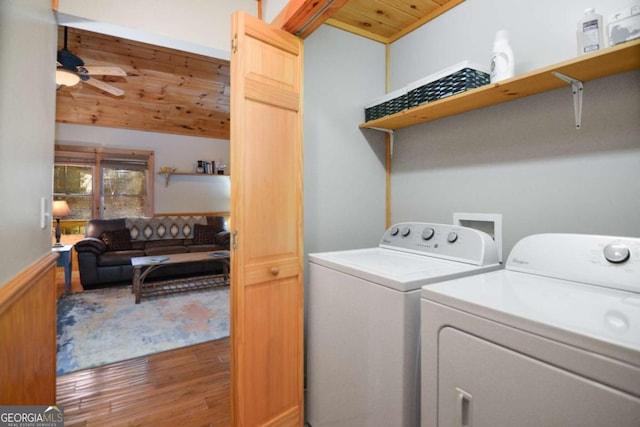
[53,164,93,221]
[101,161,148,219]
[54,145,154,225]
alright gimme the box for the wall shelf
[172,172,225,176]
[158,171,228,186]
[360,39,640,131]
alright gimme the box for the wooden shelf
[360,39,640,131]
[158,171,228,186]
[171,172,223,176]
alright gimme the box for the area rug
[56,285,229,375]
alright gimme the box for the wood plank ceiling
[55,27,230,140]
[285,0,464,42]
[327,0,463,42]
[55,1,462,139]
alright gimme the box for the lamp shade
[52,200,71,218]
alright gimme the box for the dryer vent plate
[454,213,503,263]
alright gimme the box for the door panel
[230,11,304,426]
[242,100,299,264]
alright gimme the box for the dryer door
[437,327,640,427]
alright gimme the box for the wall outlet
[453,212,503,263]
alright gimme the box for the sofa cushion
[98,250,145,267]
[85,219,127,239]
[144,245,189,256]
[206,216,226,232]
[188,244,226,253]
[144,239,185,249]
[126,216,207,241]
[193,223,219,245]
[101,229,132,251]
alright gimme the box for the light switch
[41,197,50,229]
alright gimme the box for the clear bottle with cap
[577,8,605,55]
[490,29,515,83]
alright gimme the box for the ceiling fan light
[56,69,80,87]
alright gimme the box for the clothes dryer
[421,233,640,427]
[306,222,501,427]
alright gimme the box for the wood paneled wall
[0,254,58,405]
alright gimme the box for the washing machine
[306,222,501,427]
[421,233,640,427]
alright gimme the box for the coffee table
[131,250,230,304]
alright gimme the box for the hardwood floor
[56,339,231,426]
[54,254,231,426]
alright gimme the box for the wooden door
[230,11,304,426]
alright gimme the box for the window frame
[54,144,155,219]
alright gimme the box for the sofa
[75,215,230,289]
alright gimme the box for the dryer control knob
[401,227,411,237]
[422,227,435,240]
[603,244,630,264]
[390,226,399,236]
[447,232,458,243]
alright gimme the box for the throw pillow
[193,224,217,245]
[101,228,132,251]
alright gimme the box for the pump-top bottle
[490,29,514,83]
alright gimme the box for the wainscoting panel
[0,253,58,405]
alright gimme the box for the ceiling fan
[56,26,126,97]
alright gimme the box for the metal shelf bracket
[552,71,584,129]
[371,127,395,156]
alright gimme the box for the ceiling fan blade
[80,66,127,76]
[83,78,125,97]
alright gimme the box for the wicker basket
[407,61,490,108]
[364,88,408,122]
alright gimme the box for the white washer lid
[309,247,499,292]
[422,269,640,366]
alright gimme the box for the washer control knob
[401,227,411,237]
[603,244,630,264]
[422,227,435,240]
[390,227,399,236]
[447,232,458,243]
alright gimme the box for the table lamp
[52,200,71,247]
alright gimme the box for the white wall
[264,0,290,24]
[56,124,230,214]
[304,25,387,255]
[388,0,640,255]
[0,0,57,286]
[57,0,257,59]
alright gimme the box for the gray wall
[392,71,640,254]
[304,25,387,256]
[0,0,57,287]
[387,0,640,256]
[391,0,631,88]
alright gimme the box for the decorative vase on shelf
[158,167,176,187]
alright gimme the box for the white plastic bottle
[490,29,515,83]
[577,8,605,55]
